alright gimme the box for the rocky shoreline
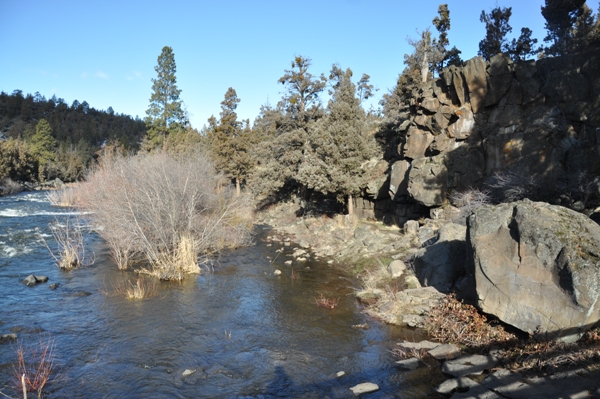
[257,200,600,398]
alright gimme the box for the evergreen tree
[299,66,378,214]
[208,88,254,195]
[506,27,540,61]
[250,56,326,199]
[478,6,513,61]
[145,46,187,149]
[541,0,587,55]
[30,118,56,180]
[432,4,463,72]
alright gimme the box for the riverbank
[257,200,600,398]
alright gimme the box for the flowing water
[0,191,444,398]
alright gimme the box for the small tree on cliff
[405,28,444,83]
[478,6,513,61]
[298,65,378,215]
[506,27,540,61]
[145,46,187,150]
[432,4,463,73]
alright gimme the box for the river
[0,191,444,398]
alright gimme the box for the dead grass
[498,328,600,373]
[423,294,600,374]
[425,294,515,348]
[0,178,23,196]
[11,336,56,399]
[102,275,158,300]
[315,294,339,309]
[42,216,92,270]
[46,187,80,207]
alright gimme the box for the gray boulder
[467,200,600,335]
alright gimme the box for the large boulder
[467,200,600,335]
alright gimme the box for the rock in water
[349,382,379,396]
[468,200,600,335]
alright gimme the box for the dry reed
[11,336,56,399]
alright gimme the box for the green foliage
[298,66,378,211]
[30,119,56,180]
[506,27,540,61]
[0,90,145,183]
[208,88,255,192]
[145,46,187,149]
[541,0,588,55]
[251,56,327,198]
[478,6,513,61]
[0,138,37,182]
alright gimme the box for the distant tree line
[0,90,146,183]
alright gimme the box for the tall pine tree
[145,46,187,150]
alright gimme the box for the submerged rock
[349,382,379,396]
[22,274,48,286]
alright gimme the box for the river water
[0,191,444,398]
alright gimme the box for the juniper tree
[432,4,463,72]
[299,66,378,215]
[250,56,326,200]
[541,0,588,55]
[145,46,187,149]
[208,88,254,195]
[478,6,513,61]
[506,27,539,61]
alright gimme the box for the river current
[0,191,443,398]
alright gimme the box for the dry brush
[77,150,253,280]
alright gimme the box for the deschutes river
[0,191,444,398]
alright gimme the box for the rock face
[364,47,600,225]
[467,200,600,335]
[413,223,467,293]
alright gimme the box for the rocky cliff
[363,46,600,225]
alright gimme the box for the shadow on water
[0,191,445,398]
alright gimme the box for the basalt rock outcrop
[364,46,600,225]
[467,200,600,336]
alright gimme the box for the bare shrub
[485,170,539,203]
[425,294,515,348]
[12,336,56,399]
[449,188,491,224]
[0,177,23,196]
[77,149,253,280]
[46,187,79,207]
[315,294,339,309]
[43,216,91,270]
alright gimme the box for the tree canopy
[478,6,513,61]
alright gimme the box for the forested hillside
[0,90,146,183]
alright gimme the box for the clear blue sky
[1,0,597,129]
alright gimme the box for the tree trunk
[347,194,354,215]
[235,177,241,197]
[421,52,429,83]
